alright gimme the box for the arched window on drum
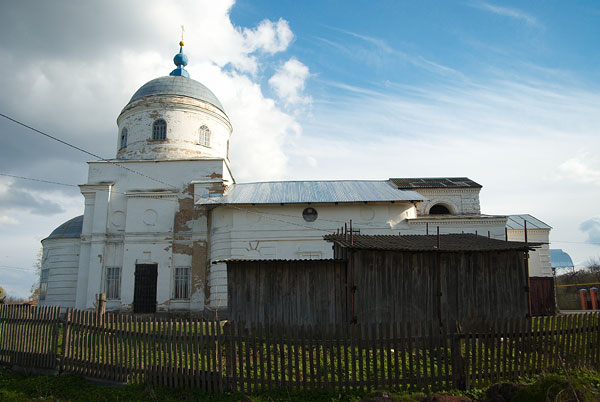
[119,128,128,149]
[199,125,211,147]
[152,119,167,141]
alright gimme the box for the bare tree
[0,285,6,304]
[29,248,42,301]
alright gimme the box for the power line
[0,172,180,202]
[0,264,37,273]
[0,113,177,190]
[0,173,79,189]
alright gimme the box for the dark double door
[133,264,158,313]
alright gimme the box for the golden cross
[181,25,185,42]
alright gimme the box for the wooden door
[133,264,158,313]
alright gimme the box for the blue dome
[46,215,83,240]
[127,76,226,113]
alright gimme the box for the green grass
[2,366,600,402]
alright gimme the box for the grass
[2,366,600,402]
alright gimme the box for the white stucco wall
[73,158,231,312]
[39,238,80,309]
[507,229,552,277]
[406,216,508,238]
[414,188,481,215]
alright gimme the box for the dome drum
[116,97,232,161]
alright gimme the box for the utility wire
[0,113,177,190]
[0,264,37,273]
[0,172,181,202]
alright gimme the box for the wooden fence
[1,305,599,393]
[0,305,61,370]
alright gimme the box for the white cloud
[268,58,312,107]
[557,155,600,186]
[0,216,19,225]
[469,2,539,27]
[242,19,294,55]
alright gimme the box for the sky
[1,0,599,298]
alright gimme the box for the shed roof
[324,233,539,252]
[390,177,482,189]
[196,180,425,205]
[506,214,552,230]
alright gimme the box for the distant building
[39,42,553,315]
[550,249,575,270]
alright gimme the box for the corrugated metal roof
[324,233,539,252]
[506,214,552,230]
[197,180,425,205]
[550,249,574,269]
[127,76,225,113]
[390,177,482,189]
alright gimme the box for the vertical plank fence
[1,305,600,393]
[0,305,61,370]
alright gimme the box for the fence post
[61,310,72,372]
[96,293,106,316]
[451,322,467,390]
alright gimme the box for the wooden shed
[226,234,538,326]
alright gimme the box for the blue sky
[0,1,599,298]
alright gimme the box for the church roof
[390,177,482,189]
[128,76,225,113]
[197,180,425,205]
[45,215,83,240]
[506,214,552,230]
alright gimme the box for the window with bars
[152,119,167,140]
[120,128,128,149]
[199,125,210,147]
[173,267,190,300]
[39,269,49,301]
[105,267,121,300]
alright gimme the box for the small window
[302,207,318,222]
[429,204,451,215]
[199,125,211,147]
[39,269,49,301]
[105,267,121,300]
[173,267,190,300]
[152,119,167,141]
[120,128,128,149]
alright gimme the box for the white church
[38,42,553,315]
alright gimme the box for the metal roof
[128,76,225,113]
[550,249,575,269]
[324,233,539,252]
[196,180,425,205]
[390,177,482,189]
[506,214,552,230]
[45,215,83,240]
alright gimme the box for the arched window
[120,128,128,149]
[429,204,451,215]
[199,125,210,147]
[152,119,167,141]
